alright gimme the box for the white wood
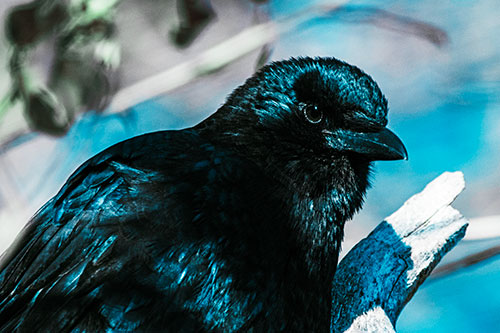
[331,172,468,332]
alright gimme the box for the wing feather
[0,130,250,331]
[0,133,180,331]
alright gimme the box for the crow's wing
[0,130,216,331]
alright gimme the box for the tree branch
[331,171,468,332]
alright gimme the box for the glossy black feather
[0,57,405,331]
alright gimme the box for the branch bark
[331,171,468,332]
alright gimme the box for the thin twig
[431,244,500,279]
[463,215,500,241]
[106,0,350,114]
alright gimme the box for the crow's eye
[301,103,323,124]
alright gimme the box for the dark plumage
[0,57,406,331]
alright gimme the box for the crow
[0,57,407,332]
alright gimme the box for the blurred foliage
[2,0,450,139]
[5,0,121,135]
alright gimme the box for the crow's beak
[324,127,408,161]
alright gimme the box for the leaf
[5,1,68,47]
[170,0,216,48]
[24,88,70,136]
[5,3,39,46]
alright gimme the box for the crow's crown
[224,57,388,134]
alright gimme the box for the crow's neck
[265,158,368,330]
[198,113,369,277]
[280,158,368,278]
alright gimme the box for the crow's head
[204,57,406,213]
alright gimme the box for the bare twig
[325,5,448,47]
[107,1,448,113]
[107,1,351,114]
[431,244,500,279]
[464,215,500,241]
[425,214,500,279]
